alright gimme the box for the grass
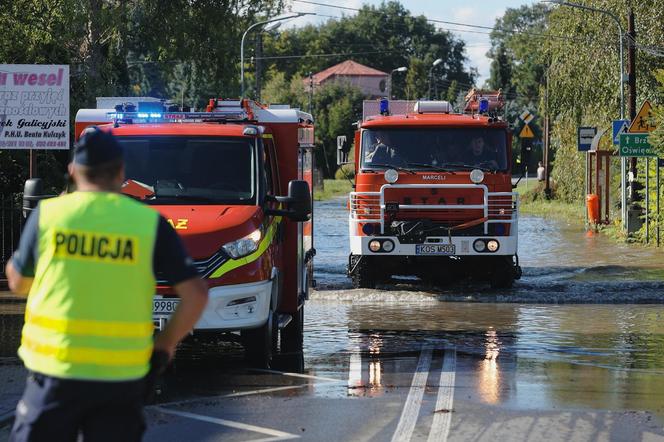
[314,179,353,201]
[514,179,585,224]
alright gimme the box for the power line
[290,0,583,42]
[255,50,400,60]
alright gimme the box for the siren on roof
[413,101,452,114]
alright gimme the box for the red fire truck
[339,91,521,289]
[68,98,315,367]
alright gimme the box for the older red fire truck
[69,98,315,367]
[339,92,521,289]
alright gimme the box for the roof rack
[108,98,260,124]
[463,88,505,114]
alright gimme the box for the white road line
[427,347,457,442]
[250,368,344,383]
[154,385,307,408]
[391,345,433,442]
[154,407,300,441]
[348,347,363,391]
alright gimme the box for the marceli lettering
[53,230,137,264]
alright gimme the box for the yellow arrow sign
[628,100,657,133]
[519,124,535,138]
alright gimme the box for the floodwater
[1,198,664,440]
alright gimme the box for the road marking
[155,385,308,408]
[251,368,344,383]
[154,407,300,441]
[391,345,433,442]
[427,347,457,442]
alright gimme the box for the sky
[283,0,538,85]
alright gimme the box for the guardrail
[349,184,518,236]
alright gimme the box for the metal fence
[1,194,23,283]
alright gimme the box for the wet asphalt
[2,198,664,441]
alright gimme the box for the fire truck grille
[156,251,229,284]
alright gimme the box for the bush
[334,163,355,180]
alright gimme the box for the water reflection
[477,328,501,404]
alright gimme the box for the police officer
[5,128,208,441]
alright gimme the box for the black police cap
[73,128,124,166]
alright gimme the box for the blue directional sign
[612,119,629,145]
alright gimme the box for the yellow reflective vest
[19,192,158,381]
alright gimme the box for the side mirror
[337,135,350,165]
[22,178,45,218]
[266,180,312,222]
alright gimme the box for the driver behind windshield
[365,131,405,167]
[466,136,498,169]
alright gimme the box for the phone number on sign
[0,140,66,148]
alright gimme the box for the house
[308,60,388,97]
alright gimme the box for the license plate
[153,298,180,316]
[415,244,456,255]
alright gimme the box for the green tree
[488,43,513,92]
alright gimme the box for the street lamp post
[387,66,407,100]
[542,0,628,228]
[240,13,310,98]
[428,58,443,100]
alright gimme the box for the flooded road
[2,198,664,441]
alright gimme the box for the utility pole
[544,69,551,197]
[626,9,641,233]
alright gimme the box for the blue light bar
[478,98,489,114]
[380,98,389,115]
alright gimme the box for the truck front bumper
[350,235,517,256]
[154,280,272,332]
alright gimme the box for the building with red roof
[308,60,388,97]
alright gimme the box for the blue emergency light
[478,98,489,114]
[380,98,390,116]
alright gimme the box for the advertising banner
[0,64,69,150]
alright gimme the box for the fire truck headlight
[487,240,499,252]
[369,240,382,252]
[223,228,262,259]
[470,169,484,184]
[382,240,395,252]
[473,239,486,252]
[384,169,399,184]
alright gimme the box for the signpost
[628,100,656,133]
[519,124,534,139]
[577,126,596,152]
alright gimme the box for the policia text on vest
[53,230,136,263]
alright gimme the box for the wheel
[350,255,376,289]
[489,256,516,289]
[280,305,304,354]
[242,309,278,368]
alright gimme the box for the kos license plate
[153,298,180,316]
[415,244,456,255]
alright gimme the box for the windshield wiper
[405,162,457,173]
[153,193,225,203]
[440,162,493,172]
[364,163,416,174]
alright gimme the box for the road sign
[519,124,535,139]
[612,119,629,145]
[578,126,597,151]
[519,110,531,121]
[628,100,657,133]
[619,133,655,157]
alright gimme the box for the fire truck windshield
[361,128,508,172]
[118,136,256,204]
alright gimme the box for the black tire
[280,305,304,353]
[242,309,278,368]
[350,256,376,289]
[489,257,516,289]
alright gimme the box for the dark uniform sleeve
[11,207,40,277]
[153,216,199,285]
